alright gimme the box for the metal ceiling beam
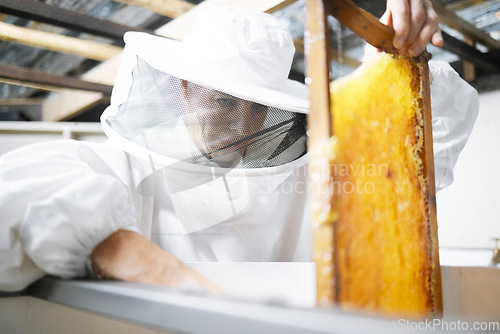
[451,49,500,92]
[430,0,500,50]
[352,0,385,18]
[294,39,362,69]
[442,31,500,72]
[0,64,113,95]
[0,0,153,45]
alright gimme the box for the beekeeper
[0,2,478,292]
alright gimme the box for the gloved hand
[91,230,222,293]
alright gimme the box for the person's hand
[366,0,443,57]
[91,230,222,293]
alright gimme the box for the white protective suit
[0,6,479,292]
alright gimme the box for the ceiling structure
[0,0,499,122]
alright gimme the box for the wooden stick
[0,22,122,61]
[305,0,337,306]
[0,64,113,95]
[418,54,444,315]
[305,0,332,145]
[325,0,397,54]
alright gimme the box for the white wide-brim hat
[120,4,310,114]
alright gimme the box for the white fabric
[112,5,310,114]
[429,61,479,191]
[0,61,478,292]
[129,150,307,236]
[0,141,140,291]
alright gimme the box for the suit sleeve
[429,60,479,191]
[0,140,140,291]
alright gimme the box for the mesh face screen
[106,57,307,168]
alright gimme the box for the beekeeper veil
[101,5,310,234]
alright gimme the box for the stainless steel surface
[27,276,497,334]
[25,277,408,334]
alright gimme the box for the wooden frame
[305,0,442,315]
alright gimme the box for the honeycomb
[312,52,441,318]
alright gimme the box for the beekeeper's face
[182,80,268,167]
